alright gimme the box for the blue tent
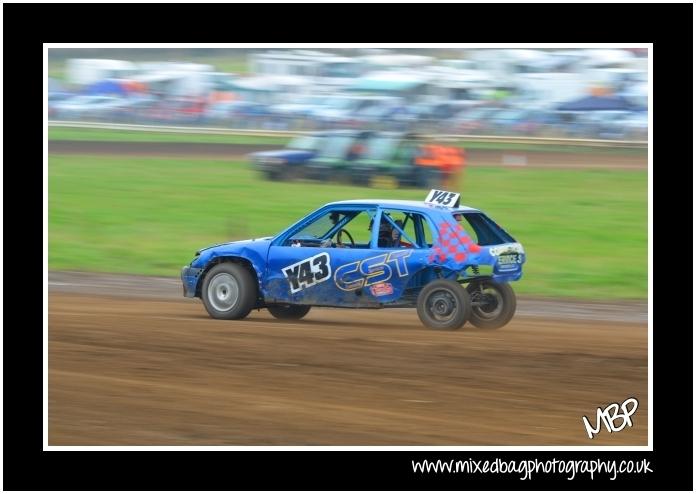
[84,79,127,96]
[557,95,644,111]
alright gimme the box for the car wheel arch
[196,256,262,300]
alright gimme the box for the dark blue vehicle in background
[248,132,327,180]
[181,190,526,330]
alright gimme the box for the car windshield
[291,213,341,240]
[288,135,320,150]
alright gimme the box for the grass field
[48,127,292,146]
[48,126,647,155]
[48,154,647,300]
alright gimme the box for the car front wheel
[201,263,257,320]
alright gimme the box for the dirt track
[48,274,648,446]
[48,140,648,170]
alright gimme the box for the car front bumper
[181,266,204,297]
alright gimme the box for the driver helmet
[368,215,393,233]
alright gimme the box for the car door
[263,207,427,307]
[263,206,379,307]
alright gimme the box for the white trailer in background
[575,49,636,70]
[513,72,590,108]
[66,59,137,86]
[359,53,434,71]
[133,63,218,98]
[466,49,552,78]
[136,62,214,75]
[250,50,362,88]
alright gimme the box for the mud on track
[48,140,647,170]
[48,275,648,446]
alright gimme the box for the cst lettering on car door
[334,250,412,291]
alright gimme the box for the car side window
[339,210,374,248]
[379,210,428,249]
[453,213,479,244]
[421,215,436,248]
[285,209,376,248]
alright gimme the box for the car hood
[196,237,273,256]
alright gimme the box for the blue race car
[181,190,526,330]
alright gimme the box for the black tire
[416,279,471,330]
[264,168,285,181]
[306,164,331,181]
[466,281,516,329]
[333,168,353,185]
[201,263,257,320]
[267,304,311,320]
[350,167,372,186]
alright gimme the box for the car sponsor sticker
[425,189,461,208]
[496,253,521,271]
[489,243,525,256]
[369,282,394,297]
[334,250,412,292]
[282,252,332,294]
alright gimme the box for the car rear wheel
[416,279,471,330]
[467,281,516,329]
[305,164,331,182]
[201,263,257,320]
[267,304,311,320]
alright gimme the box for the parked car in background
[53,95,126,120]
[310,95,400,128]
[614,111,648,140]
[249,132,328,180]
[267,95,330,122]
[203,100,272,126]
[487,109,548,136]
[572,110,635,139]
[48,91,76,118]
[449,106,502,134]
